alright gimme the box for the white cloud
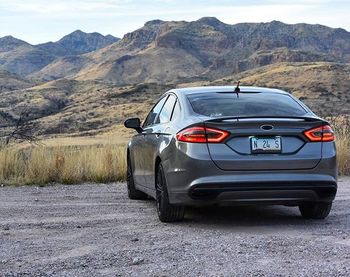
[1,0,122,13]
[0,0,348,43]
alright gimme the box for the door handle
[156,130,161,138]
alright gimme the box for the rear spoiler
[205,115,328,124]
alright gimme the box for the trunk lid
[204,117,325,171]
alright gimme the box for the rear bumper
[164,141,337,206]
[169,179,337,206]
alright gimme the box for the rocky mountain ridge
[0,31,119,76]
[53,18,350,84]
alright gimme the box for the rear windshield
[187,92,308,117]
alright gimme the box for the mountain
[56,30,118,54]
[0,35,56,76]
[2,18,349,83]
[60,18,349,85]
[38,30,119,55]
[0,36,31,52]
[1,62,349,136]
[0,31,119,76]
[1,19,349,137]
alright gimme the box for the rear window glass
[187,92,308,117]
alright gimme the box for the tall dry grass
[0,118,349,185]
[331,117,350,176]
[0,144,126,185]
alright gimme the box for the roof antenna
[234,81,240,98]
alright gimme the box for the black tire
[299,202,332,219]
[156,163,185,222]
[127,156,148,200]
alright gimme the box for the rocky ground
[1,178,350,276]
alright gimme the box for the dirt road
[1,178,350,276]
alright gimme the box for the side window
[143,96,168,128]
[170,100,180,121]
[157,95,177,124]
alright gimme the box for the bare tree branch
[0,109,41,145]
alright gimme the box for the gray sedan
[124,86,337,222]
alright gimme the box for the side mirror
[124,117,143,133]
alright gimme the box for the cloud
[0,0,348,44]
[0,0,347,17]
[1,0,121,14]
[2,0,347,14]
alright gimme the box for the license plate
[251,136,281,153]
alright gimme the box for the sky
[0,0,349,44]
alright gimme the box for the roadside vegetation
[0,117,349,185]
[332,117,350,176]
[0,142,127,185]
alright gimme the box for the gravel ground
[0,178,350,277]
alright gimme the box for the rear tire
[156,163,185,222]
[299,202,332,219]
[127,156,148,200]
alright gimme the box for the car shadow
[182,205,333,230]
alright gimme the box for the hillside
[207,62,350,117]
[0,70,35,92]
[0,78,171,137]
[0,62,348,138]
[0,31,119,77]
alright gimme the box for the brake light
[176,126,230,143]
[303,125,335,142]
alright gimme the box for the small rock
[34,198,39,202]
[3,226,9,231]
[76,225,81,229]
[132,257,144,265]
[131,238,139,242]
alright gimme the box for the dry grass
[331,117,350,176]
[0,117,349,185]
[0,143,127,185]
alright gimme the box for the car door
[135,96,168,190]
[143,94,177,190]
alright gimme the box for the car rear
[166,87,337,218]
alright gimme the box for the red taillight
[176,126,230,143]
[303,125,335,142]
[176,127,207,143]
